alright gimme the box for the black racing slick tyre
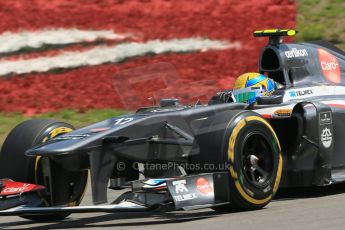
[0,119,88,221]
[214,112,282,212]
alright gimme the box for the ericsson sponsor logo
[289,89,313,97]
[172,180,197,202]
[285,48,308,58]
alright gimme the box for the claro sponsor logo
[196,177,213,195]
[2,183,31,194]
[321,57,339,71]
[285,48,308,58]
[318,48,341,83]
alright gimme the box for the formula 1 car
[1,29,345,221]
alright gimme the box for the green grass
[297,0,345,49]
[0,109,127,145]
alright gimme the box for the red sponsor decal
[89,127,110,132]
[0,180,45,196]
[318,48,341,83]
[195,177,213,195]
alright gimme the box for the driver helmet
[232,72,276,104]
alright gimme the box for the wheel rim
[241,132,274,188]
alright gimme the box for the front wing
[0,172,230,216]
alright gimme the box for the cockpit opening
[261,48,280,70]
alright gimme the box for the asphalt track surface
[1,182,345,230]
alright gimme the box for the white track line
[0,38,241,76]
[0,29,131,54]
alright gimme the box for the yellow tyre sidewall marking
[49,127,73,138]
[229,119,246,163]
[228,115,283,205]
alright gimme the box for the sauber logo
[318,48,341,83]
[196,177,213,195]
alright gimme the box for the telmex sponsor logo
[318,48,341,83]
[172,180,189,194]
[285,48,308,58]
[289,89,313,97]
[196,177,213,195]
[173,193,197,202]
[172,179,198,202]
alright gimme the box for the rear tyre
[0,119,88,221]
[213,112,282,212]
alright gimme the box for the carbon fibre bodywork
[12,31,345,206]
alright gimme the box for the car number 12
[114,117,134,126]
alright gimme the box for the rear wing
[253,29,298,45]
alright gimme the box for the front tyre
[0,119,88,221]
[214,112,282,212]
